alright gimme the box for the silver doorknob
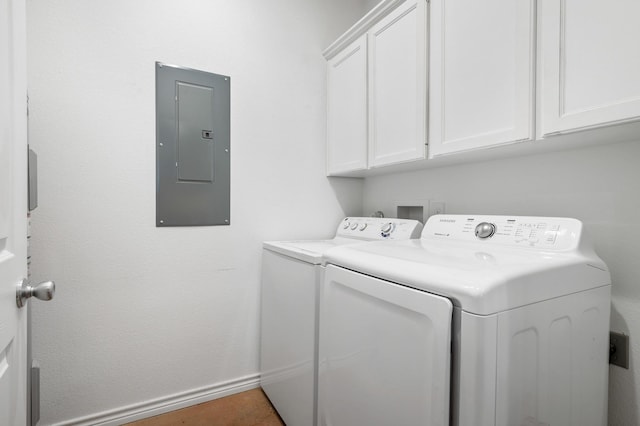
[16,279,55,308]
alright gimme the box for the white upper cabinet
[539,0,640,136]
[428,0,535,157]
[368,0,428,167]
[327,35,368,175]
[325,0,640,175]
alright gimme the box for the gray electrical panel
[156,62,230,226]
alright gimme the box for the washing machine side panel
[454,310,498,426]
[495,285,611,426]
[319,264,453,426]
[260,249,320,426]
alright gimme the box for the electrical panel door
[156,62,230,226]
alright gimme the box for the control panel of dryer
[336,217,423,240]
[422,215,583,251]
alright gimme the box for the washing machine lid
[263,238,357,264]
[324,215,611,315]
[263,217,424,264]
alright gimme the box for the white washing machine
[260,217,423,426]
[319,214,611,426]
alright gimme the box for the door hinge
[31,361,40,425]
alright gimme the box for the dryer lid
[323,215,611,315]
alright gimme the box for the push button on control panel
[544,231,558,244]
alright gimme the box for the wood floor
[125,388,285,426]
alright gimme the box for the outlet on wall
[610,331,629,369]
[428,201,446,218]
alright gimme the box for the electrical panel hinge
[31,361,40,425]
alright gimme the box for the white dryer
[260,217,423,426]
[320,214,611,426]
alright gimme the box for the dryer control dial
[475,222,496,239]
[380,222,395,237]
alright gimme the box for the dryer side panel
[260,250,319,426]
[495,285,611,426]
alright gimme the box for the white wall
[363,139,640,426]
[26,1,367,424]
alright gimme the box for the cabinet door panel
[369,0,427,167]
[540,0,640,136]
[429,0,535,157]
[327,35,368,175]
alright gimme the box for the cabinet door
[539,0,640,136]
[326,35,368,175]
[368,0,427,168]
[429,0,535,157]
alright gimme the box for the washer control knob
[475,222,496,239]
[359,223,367,231]
[350,222,358,230]
[381,222,395,237]
[343,221,350,229]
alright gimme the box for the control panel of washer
[422,215,583,251]
[336,217,423,240]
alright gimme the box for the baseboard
[50,373,261,426]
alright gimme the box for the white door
[429,0,535,157]
[0,0,29,424]
[539,0,640,136]
[318,265,452,426]
[326,34,368,175]
[368,0,428,167]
